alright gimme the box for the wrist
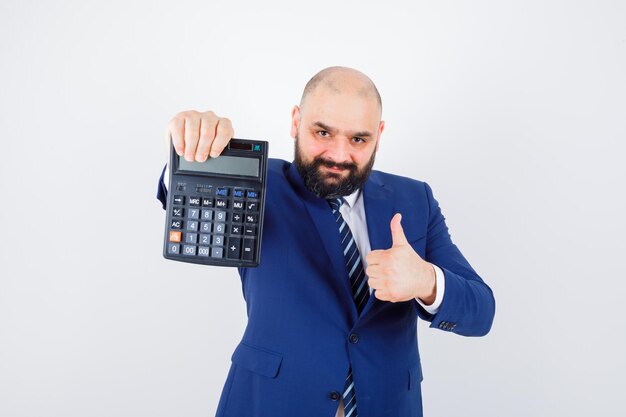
[417,263,437,305]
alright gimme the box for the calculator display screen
[178,155,260,177]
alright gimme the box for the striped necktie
[328,197,370,417]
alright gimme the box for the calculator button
[167,243,180,254]
[170,219,183,229]
[202,197,214,207]
[216,187,229,197]
[186,220,198,231]
[212,235,225,246]
[211,247,224,258]
[201,209,213,221]
[213,223,226,234]
[172,207,184,217]
[246,190,259,199]
[188,208,200,219]
[169,231,182,242]
[200,222,211,233]
[233,189,245,198]
[185,233,198,244]
[198,246,210,257]
[232,213,243,223]
[199,234,211,245]
[232,200,244,210]
[227,237,242,259]
[246,202,258,212]
[244,225,257,236]
[230,225,242,235]
[182,245,197,256]
[173,195,185,205]
[216,198,228,208]
[215,210,227,222]
[189,196,201,206]
[245,214,258,224]
[242,239,255,261]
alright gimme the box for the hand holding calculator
[163,139,268,267]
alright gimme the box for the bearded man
[156,66,495,417]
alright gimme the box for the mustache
[313,157,357,171]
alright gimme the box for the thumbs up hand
[365,213,437,304]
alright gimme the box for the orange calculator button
[169,231,182,242]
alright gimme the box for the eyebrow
[313,121,373,138]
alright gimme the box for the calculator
[163,138,268,267]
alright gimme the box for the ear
[375,120,385,152]
[290,105,301,139]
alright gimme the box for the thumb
[390,213,409,247]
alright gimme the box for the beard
[294,134,376,199]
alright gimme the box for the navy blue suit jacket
[157,158,495,417]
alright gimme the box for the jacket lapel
[357,172,394,320]
[285,163,358,323]
[285,163,396,323]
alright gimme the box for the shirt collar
[342,188,361,209]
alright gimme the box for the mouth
[323,165,348,173]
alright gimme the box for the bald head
[299,66,382,116]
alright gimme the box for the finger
[365,265,383,280]
[183,115,201,162]
[209,117,234,158]
[390,213,408,247]
[365,249,385,266]
[196,114,218,162]
[168,116,185,156]
[374,289,389,301]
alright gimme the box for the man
[156,66,495,417]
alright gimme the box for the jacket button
[349,333,359,344]
[329,391,340,401]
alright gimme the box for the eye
[352,137,365,143]
[318,130,330,137]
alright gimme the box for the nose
[324,136,351,164]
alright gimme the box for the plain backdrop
[1,1,625,416]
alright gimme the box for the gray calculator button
[215,210,227,222]
[200,222,211,233]
[188,208,200,219]
[199,234,211,245]
[186,220,198,231]
[197,246,210,257]
[201,209,213,221]
[185,233,198,244]
[212,235,224,246]
[213,223,226,234]
[182,245,196,256]
[167,244,180,254]
[211,247,223,258]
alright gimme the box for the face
[291,86,385,199]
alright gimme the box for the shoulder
[368,169,428,191]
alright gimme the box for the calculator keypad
[168,189,260,262]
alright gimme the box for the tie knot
[327,197,344,211]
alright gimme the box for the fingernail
[210,151,218,158]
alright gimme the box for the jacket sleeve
[415,181,496,337]
[156,164,167,210]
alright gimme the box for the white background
[1,1,625,416]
